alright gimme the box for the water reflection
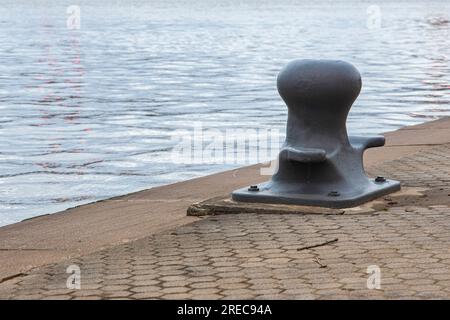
[0,0,449,226]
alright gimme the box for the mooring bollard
[232,59,400,208]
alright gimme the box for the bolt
[375,176,386,183]
[248,185,259,192]
[328,191,340,197]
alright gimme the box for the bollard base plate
[231,179,401,209]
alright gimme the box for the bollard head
[277,59,362,112]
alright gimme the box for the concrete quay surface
[0,117,449,299]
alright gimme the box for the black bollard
[232,59,400,208]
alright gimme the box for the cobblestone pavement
[1,144,450,300]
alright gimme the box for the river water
[0,0,449,226]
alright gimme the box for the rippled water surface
[1,0,449,226]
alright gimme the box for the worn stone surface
[187,196,347,216]
[0,143,449,300]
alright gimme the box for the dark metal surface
[232,59,401,208]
